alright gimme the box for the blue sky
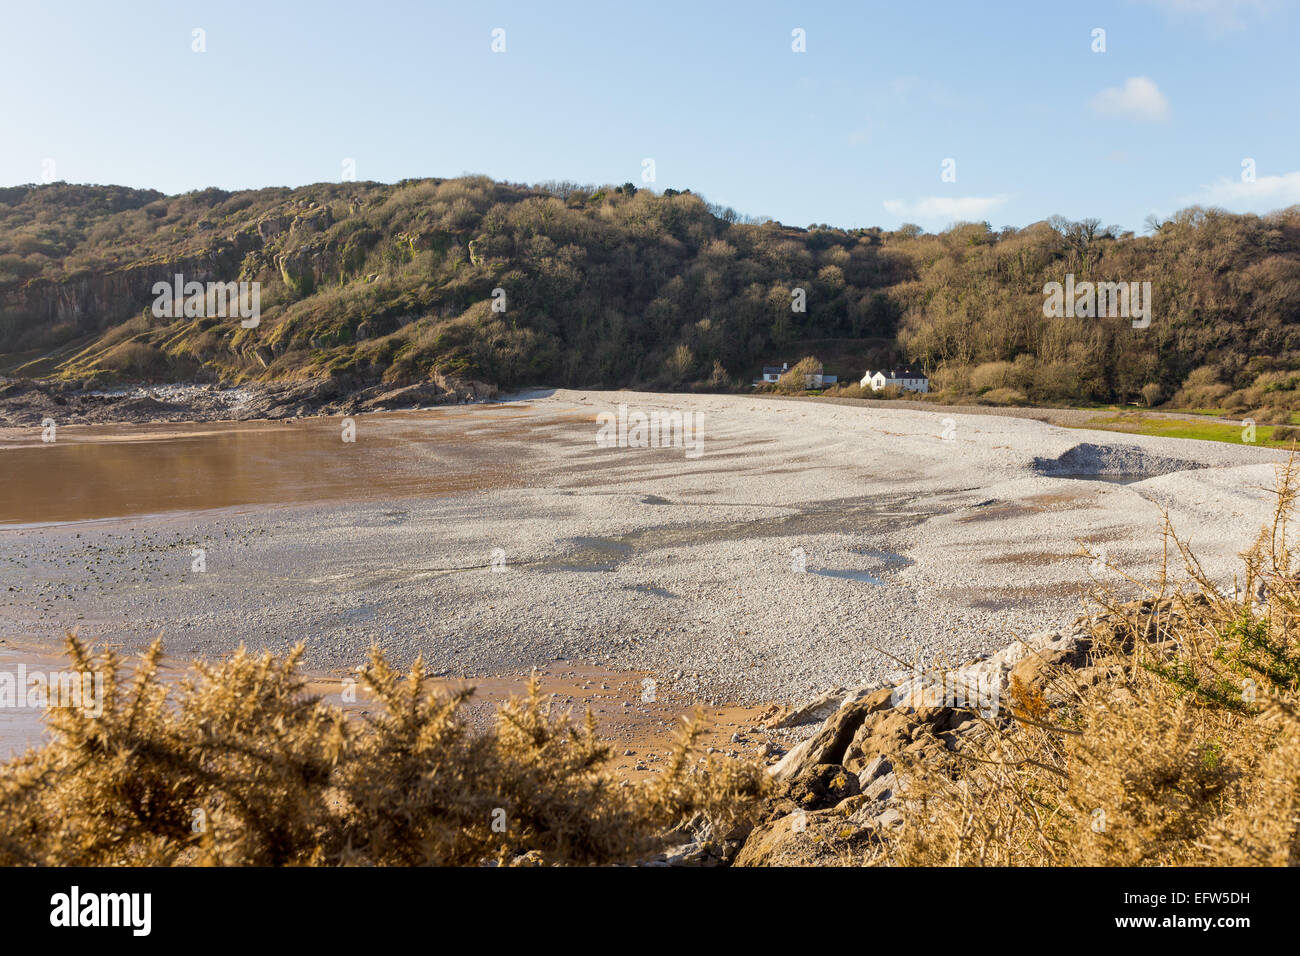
[2,0,1297,232]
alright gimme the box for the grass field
[1072,411,1296,448]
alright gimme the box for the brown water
[0,404,562,526]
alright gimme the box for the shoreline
[0,374,1266,439]
[3,389,1286,709]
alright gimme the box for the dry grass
[0,645,767,866]
[887,456,1300,866]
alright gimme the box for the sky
[1,0,1297,232]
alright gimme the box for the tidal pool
[0,406,540,526]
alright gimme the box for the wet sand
[0,636,788,774]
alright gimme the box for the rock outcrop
[733,627,1091,866]
[0,370,502,428]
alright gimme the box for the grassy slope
[1071,410,1294,448]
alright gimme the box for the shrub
[774,355,823,393]
[870,384,904,400]
[978,387,1027,405]
[969,361,1014,394]
[97,341,171,379]
[888,456,1300,866]
[826,382,865,399]
[662,343,696,384]
[0,643,768,866]
[1173,366,1232,409]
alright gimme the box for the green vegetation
[1071,411,1297,447]
[2,180,1299,424]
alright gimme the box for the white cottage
[861,367,929,393]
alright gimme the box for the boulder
[256,215,290,240]
[859,770,898,805]
[783,763,860,811]
[772,686,846,728]
[431,371,498,403]
[1008,635,1091,696]
[733,808,882,867]
[840,707,917,774]
[768,686,894,782]
[856,754,893,790]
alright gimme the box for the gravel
[0,389,1287,706]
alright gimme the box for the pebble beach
[0,389,1287,707]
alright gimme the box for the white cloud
[1137,0,1277,33]
[1187,170,1300,212]
[1089,76,1171,122]
[883,195,1010,222]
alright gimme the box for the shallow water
[1050,473,1148,485]
[0,406,541,526]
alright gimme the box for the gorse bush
[0,642,767,866]
[887,457,1300,866]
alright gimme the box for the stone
[856,754,893,789]
[876,808,904,829]
[660,842,714,867]
[840,708,916,774]
[1008,638,1089,695]
[784,763,861,811]
[860,770,898,804]
[256,216,289,240]
[733,809,882,867]
[769,686,895,782]
[772,686,846,728]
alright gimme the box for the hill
[2,177,1299,420]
